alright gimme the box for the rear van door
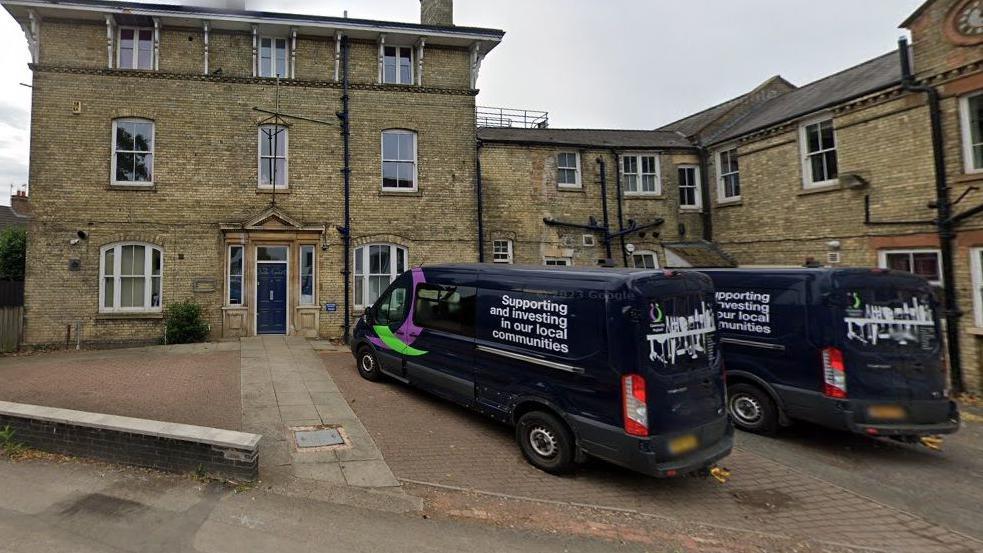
[833,273,945,403]
[632,274,725,436]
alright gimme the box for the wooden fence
[0,281,24,353]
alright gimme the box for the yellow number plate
[668,434,699,455]
[868,405,906,420]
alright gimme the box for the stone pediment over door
[220,205,325,234]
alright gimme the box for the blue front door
[257,263,287,334]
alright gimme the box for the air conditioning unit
[582,234,596,247]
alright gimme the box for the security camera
[70,238,80,245]
[826,240,841,250]
[625,243,636,254]
[76,230,88,240]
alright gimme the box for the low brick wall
[0,401,260,481]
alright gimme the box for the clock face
[947,0,983,45]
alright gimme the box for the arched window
[111,118,154,185]
[354,244,407,308]
[258,124,288,188]
[631,250,659,269]
[381,130,417,191]
[99,242,163,313]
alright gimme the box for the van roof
[694,267,931,285]
[425,263,659,280]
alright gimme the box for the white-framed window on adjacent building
[631,250,659,269]
[622,154,660,195]
[959,91,983,174]
[382,46,414,85]
[382,129,417,190]
[800,116,838,187]
[227,244,244,306]
[117,27,154,70]
[258,124,288,188]
[878,249,942,286]
[556,152,581,188]
[259,37,289,78]
[716,147,740,201]
[111,118,154,186]
[99,242,162,313]
[678,165,701,210]
[544,257,571,266]
[299,245,315,305]
[354,244,408,308]
[971,248,983,327]
[492,239,513,263]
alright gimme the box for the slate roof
[708,51,902,145]
[663,241,737,268]
[476,128,694,149]
[0,205,27,231]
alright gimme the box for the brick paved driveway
[322,352,982,553]
[0,343,241,430]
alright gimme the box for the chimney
[420,0,453,26]
[10,190,31,218]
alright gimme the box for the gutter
[898,37,964,394]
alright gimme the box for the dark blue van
[350,264,733,477]
[699,268,960,440]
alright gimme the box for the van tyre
[728,383,779,435]
[516,411,575,474]
[356,347,384,382]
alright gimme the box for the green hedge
[163,300,209,344]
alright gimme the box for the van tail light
[821,347,847,398]
[622,374,648,436]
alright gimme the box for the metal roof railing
[476,106,549,129]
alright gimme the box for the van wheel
[516,411,575,474]
[728,383,778,435]
[356,347,384,382]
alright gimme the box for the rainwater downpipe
[610,149,628,267]
[339,36,353,344]
[698,145,713,241]
[476,139,485,262]
[898,37,964,394]
[597,157,613,261]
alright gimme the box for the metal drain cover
[294,428,345,449]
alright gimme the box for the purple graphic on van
[368,267,428,356]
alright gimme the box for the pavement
[0,342,241,430]
[322,351,983,553]
[238,336,413,509]
[0,456,658,553]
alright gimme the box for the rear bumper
[570,414,734,478]
[778,387,960,437]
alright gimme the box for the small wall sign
[193,278,217,293]
[324,303,338,312]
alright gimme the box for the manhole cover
[295,428,345,449]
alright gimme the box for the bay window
[100,242,162,313]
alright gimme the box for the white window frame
[556,152,581,188]
[631,250,660,269]
[99,242,163,313]
[716,147,741,202]
[799,115,839,188]
[621,153,661,196]
[959,92,983,174]
[381,129,418,191]
[258,36,290,78]
[971,248,983,327]
[544,257,571,266]
[258,124,288,189]
[382,45,414,85]
[227,244,244,306]
[354,244,408,309]
[299,244,316,306]
[110,118,155,187]
[116,26,154,70]
[677,164,702,210]
[492,239,513,263]
[877,249,943,287]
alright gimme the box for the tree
[0,227,27,281]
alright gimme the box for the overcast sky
[0,0,924,206]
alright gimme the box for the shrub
[0,227,26,281]
[163,300,209,344]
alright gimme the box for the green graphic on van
[850,292,862,309]
[649,302,665,323]
[373,325,428,357]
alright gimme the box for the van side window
[375,278,411,327]
[413,284,476,337]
